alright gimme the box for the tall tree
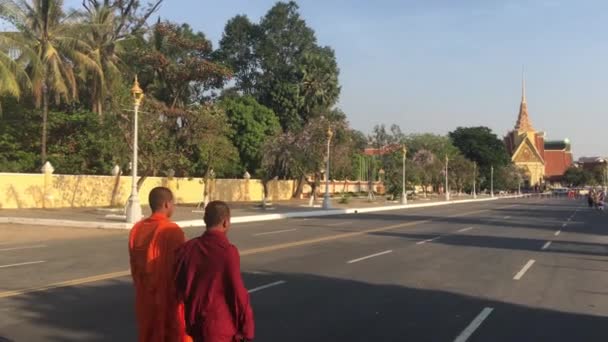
[0,46,31,113]
[78,4,121,117]
[216,15,259,95]
[218,1,340,131]
[404,133,459,159]
[219,94,280,176]
[449,126,511,188]
[78,0,165,116]
[82,0,163,38]
[0,0,101,162]
[127,21,231,108]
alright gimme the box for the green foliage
[563,166,598,187]
[0,0,102,162]
[125,21,231,107]
[404,133,459,159]
[216,15,260,95]
[46,111,128,174]
[449,126,510,188]
[218,1,340,131]
[220,95,280,176]
[0,108,127,174]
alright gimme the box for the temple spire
[514,67,534,132]
[521,66,526,103]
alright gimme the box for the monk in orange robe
[129,186,191,342]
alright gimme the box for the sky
[65,0,608,157]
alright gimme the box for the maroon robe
[175,230,254,342]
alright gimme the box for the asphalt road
[1,197,608,341]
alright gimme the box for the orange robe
[129,212,191,342]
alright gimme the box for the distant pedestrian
[588,190,595,208]
[175,201,255,342]
[129,187,191,342]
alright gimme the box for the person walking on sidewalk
[129,187,191,342]
[175,201,255,342]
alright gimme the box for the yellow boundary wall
[0,173,297,209]
[0,172,383,209]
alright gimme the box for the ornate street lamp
[126,76,145,223]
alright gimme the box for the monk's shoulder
[158,221,185,242]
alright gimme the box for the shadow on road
[2,271,608,341]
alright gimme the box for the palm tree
[0,45,31,112]
[78,3,123,118]
[0,0,100,162]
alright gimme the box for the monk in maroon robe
[175,201,254,342]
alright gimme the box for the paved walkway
[0,194,483,222]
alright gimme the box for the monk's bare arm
[227,247,255,341]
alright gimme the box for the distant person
[588,190,595,208]
[129,187,190,342]
[175,201,255,342]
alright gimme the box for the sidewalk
[0,194,512,229]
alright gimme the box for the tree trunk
[262,179,270,209]
[96,98,103,120]
[293,174,306,199]
[136,175,147,191]
[41,85,48,163]
[110,171,122,207]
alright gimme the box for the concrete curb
[0,195,527,229]
[0,217,131,229]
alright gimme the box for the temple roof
[514,73,534,132]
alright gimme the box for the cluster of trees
[0,1,353,180]
[563,165,607,187]
[0,0,522,197]
[368,125,523,198]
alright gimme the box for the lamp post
[322,126,333,210]
[401,145,408,205]
[126,76,145,223]
[445,155,450,201]
[473,162,477,199]
[491,166,495,198]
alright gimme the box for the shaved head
[204,201,231,229]
[149,187,174,213]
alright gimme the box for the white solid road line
[513,259,536,280]
[555,230,561,236]
[327,221,353,226]
[347,250,393,264]
[541,241,552,250]
[0,261,46,269]
[253,228,297,236]
[457,227,474,233]
[0,244,47,252]
[562,223,567,227]
[416,237,441,245]
[503,216,511,219]
[248,280,286,293]
[453,307,494,342]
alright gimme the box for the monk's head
[204,201,231,233]
[149,187,175,218]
